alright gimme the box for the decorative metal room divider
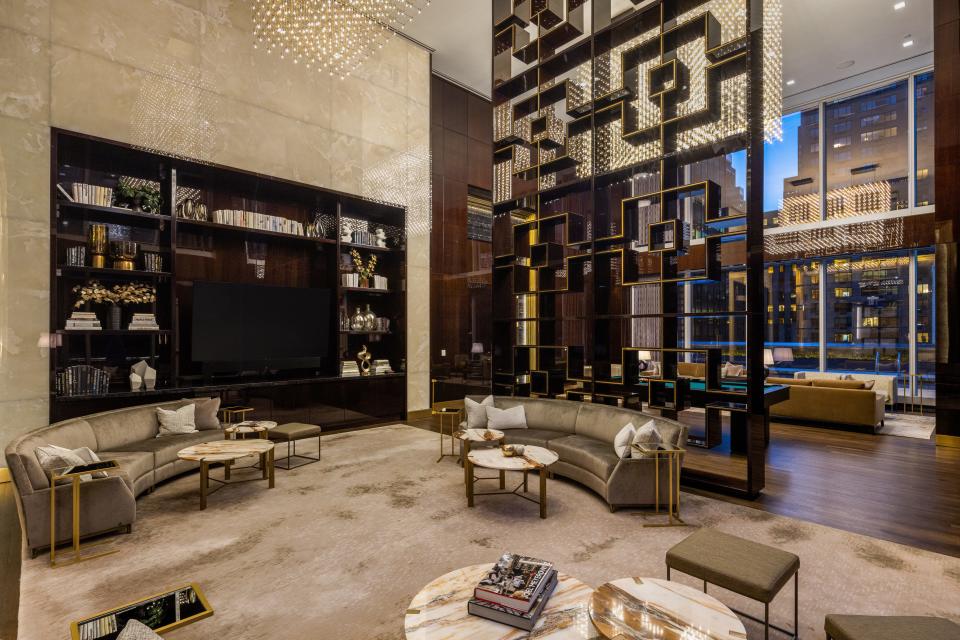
[490,0,782,496]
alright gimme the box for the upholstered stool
[826,614,960,640]
[666,528,799,639]
[269,423,322,470]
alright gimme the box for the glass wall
[915,71,935,206]
[824,252,911,374]
[824,80,909,219]
[764,109,821,228]
[764,260,820,372]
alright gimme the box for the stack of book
[467,553,558,631]
[65,311,102,331]
[341,360,360,377]
[372,359,392,374]
[340,273,389,289]
[211,209,305,236]
[60,183,114,206]
[372,274,388,290]
[56,365,110,397]
[128,313,159,330]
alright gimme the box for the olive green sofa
[5,399,224,556]
[465,396,688,511]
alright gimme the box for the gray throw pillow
[630,420,662,458]
[183,397,221,430]
[464,395,494,429]
[156,404,198,437]
[35,445,106,484]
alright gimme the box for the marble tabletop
[405,563,598,639]
[589,577,746,640]
[177,439,275,462]
[223,420,278,435]
[468,445,559,471]
[454,428,505,443]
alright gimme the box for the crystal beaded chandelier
[252,0,431,79]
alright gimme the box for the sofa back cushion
[88,401,185,451]
[574,404,645,444]
[812,379,866,390]
[677,362,705,378]
[13,419,98,490]
[494,397,579,433]
[767,376,812,386]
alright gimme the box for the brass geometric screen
[491,0,783,496]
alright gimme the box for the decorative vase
[108,306,122,330]
[363,304,377,331]
[87,224,108,269]
[350,307,366,332]
[359,276,370,288]
[110,240,138,270]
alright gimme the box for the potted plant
[350,249,377,288]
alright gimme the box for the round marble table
[405,563,597,639]
[589,577,746,640]
[454,428,505,481]
[177,440,275,510]
[466,445,559,519]
[223,420,278,439]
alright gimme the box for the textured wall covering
[0,0,432,453]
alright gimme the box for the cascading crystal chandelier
[252,0,431,79]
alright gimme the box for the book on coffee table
[468,570,558,631]
[474,553,554,612]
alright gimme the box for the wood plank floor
[409,415,960,558]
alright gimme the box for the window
[825,80,909,219]
[915,250,935,378]
[915,71,935,206]
[833,121,852,133]
[764,260,820,372]
[763,109,820,228]
[860,126,898,143]
[825,252,910,374]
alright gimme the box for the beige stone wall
[0,0,432,453]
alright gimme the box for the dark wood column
[935,0,960,448]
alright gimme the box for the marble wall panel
[0,1,433,455]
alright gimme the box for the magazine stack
[467,553,557,631]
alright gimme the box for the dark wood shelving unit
[51,129,407,428]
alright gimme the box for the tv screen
[191,282,331,373]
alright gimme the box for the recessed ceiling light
[785,79,796,86]
[903,38,914,47]
[894,1,906,9]
[837,60,855,69]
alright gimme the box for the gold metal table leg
[200,461,209,510]
[49,476,56,566]
[499,470,505,490]
[72,476,80,560]
[463,441,471,491]
[268,448,275,488]
[539,469,547,519]
[466,459,475,508]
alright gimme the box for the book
[474,553,554,612]
[467,570,557,631]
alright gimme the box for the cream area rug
[878,413,936,440]
[18,425,960,639]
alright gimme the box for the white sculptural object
[131,359,157,391]
[341,221,352,242]
[129,372,143,392]
[375,227,387,248]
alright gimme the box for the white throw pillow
[630,420,662,458]
[485,404,527,430]
[35,445,105,483]
[614,423,636,459]
[156,404,198,437]
[464,395,494,428]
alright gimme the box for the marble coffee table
[466,445,559,519]
[589,577,747,640]
[177,440,275,510]
[404,563,597,639]
[223,420,278,439]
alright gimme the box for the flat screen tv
[191,281,331,373]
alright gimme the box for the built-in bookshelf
[50,129,407,427]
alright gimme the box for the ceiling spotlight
[837,60,855,69]
[903,37,914,47]
[894,1,906,9]
[785,79,796,86]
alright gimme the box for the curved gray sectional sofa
[467,396,688,511]
[5,399,224,555]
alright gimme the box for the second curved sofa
[466,395,688,511]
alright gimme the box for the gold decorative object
[252,0,432,80]
[357,344,372,376]
[110,241,138,270]
[350,249,377,286]
[87,224,108,269]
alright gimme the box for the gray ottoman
[826,615,960,640]
[666,528,799,639]
[269,423,322,470]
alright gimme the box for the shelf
[57,265,171,278]
[57,201,171,225]
[341,241,402,253]
[341,287,391,294]
[340,330,392,335]
[57,329,171,336]
[176,218,337,246]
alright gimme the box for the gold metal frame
[50,460,122,568]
